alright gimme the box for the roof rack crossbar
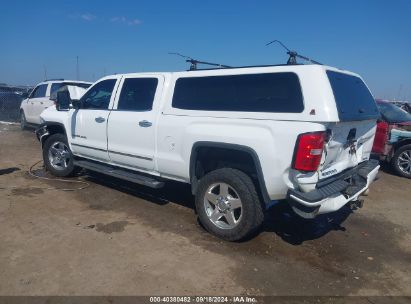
[169,52,232,70]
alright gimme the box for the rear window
[327,71,379,121]
[172,72,304,113]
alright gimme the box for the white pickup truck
[36,64,380,241]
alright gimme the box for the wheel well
[41,123,66,147]
[393,139,411,152]
[190,143,270,205]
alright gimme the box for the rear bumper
[287,160,380,219]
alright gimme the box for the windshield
[65,82,91,89]
[378,102,411,123]
[51,82,91,96]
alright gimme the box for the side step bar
[74,160,165,189]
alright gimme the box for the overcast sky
[1,0,410,100]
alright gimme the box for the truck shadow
[378,160,400,177]
[84,171,195,210]
[263,201,352,245]
[84,171,353,245]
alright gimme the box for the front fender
[35,122,67,146]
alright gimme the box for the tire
[43,133,78,177]
[391,144,411,179]
[195,168,264,241]
[20,111,27,130]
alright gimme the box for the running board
[74,160,164,189]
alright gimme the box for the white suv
[20,79,91,128]
[36,64,380,241]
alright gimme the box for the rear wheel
[20,111,27,130]
[195,168,264,241]
[392,144,411,178]
[43,133,78,177]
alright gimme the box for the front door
[107,75,163,171]
[69,77,120,162]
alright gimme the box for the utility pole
[396,84,403,101]
[76,56,80,80]
[43,65,47,80]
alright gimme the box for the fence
[0,86,31,123]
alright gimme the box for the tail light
[292,131,326,172]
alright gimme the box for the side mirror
[71,99,82,109]
[56,91,71,111]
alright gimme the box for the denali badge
[321,169,337,177]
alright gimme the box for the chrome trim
[71,143,153,161]
[108,150,152,161]
[71,143,107,152]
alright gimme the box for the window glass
[80,79,116,110]
[31,84,48,98]
[172,72,304,113]
[117,78,158,111]
[50,83,64,96]
[327,71,379,121]
[377,102,411,123]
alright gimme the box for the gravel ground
[0,124,410,297]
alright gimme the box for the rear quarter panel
[156,115,326,200]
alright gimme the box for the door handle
[95,117,106,123]
[40,101,44,104]
[139,120,152,127]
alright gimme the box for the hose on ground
[0,160,89,191]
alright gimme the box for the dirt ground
[0,123,410,297]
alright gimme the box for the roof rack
[169,53,232,71]
[266,40,322,65]
[185,63,307,71]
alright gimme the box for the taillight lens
[293,131,326,172]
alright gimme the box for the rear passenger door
[107,75,163,171]
[32,83,52,123]
[27,84,48,123]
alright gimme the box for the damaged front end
[35,124,50,145]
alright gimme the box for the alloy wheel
[203,182,243,229]
[48,141,71,171]
[397,150,411,175]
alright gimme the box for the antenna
[43,65,48,80]
[169,52,232,70]
[266,40,322,65]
